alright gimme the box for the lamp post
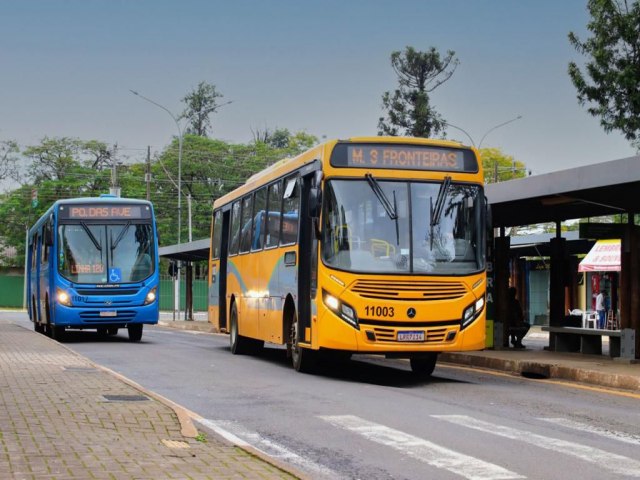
[130,89,184,320]
[444,115,522,182]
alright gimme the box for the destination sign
[330,143,478,172]
[59,204,151,220]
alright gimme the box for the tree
[378,46,459,138]
[0,140,20,183]
[568,0,640,147]
[180,81,229,137]
[480,147,528,184]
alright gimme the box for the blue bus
[26,195,160,342]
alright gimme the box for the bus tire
[107,327,119,336]
[50,325,66,342]
[32,298,44,334]
[128,324,143,342]
[290,311,317,373]
[229,303,262,354]
[410,353,438,378]
[97,327,108,337]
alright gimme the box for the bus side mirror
[308,187,322,218]
[485,196,492,232]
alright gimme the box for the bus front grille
[79,310,137,322]
[76,289,139,296]
[351,280,466,301]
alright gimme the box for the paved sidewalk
[0,321,298,480]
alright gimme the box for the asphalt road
[10,313,640,480]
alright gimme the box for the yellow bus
[208,137,488,375]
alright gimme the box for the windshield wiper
[430,176,452,248]
[110,222,131,251]
[80,222,102,252]
[365,173,399,245]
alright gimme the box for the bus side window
[211,210,222,260]
[252,187,267,251]
[32,233,39,270]
[281,174,299,245]
[265,180,282,248]
[229,201,241,255]
[239,195,253,253]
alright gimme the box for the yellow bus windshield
[321,177,484,274]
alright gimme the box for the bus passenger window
[229,201,241,255]
[239,195,253,253]
[252,188,267,251]
[265,181,282,248]
[211,210,222,259]
[281,175,299,245]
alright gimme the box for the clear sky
[0,0,636,176]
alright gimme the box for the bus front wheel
[410,353,438,378]
[128,324,143,342]
[50,325,66,342]
[290,311,317,373]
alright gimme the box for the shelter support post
[494,233,510,347]
[549,234,567,327]
[620,223,640,359]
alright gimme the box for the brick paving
[0,322,298,480]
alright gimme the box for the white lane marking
[539,417,640,446]
[319,415,523,480]
[434,415,640,477]
[198,418,339,479]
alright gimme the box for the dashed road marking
[434,415,640,477]
[539,417,640,446]
[320,414,523,480]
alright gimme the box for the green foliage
[0,140,19,182]
[568,0,640,147]
[180,81,227,137]
[378,46,459,138]
[0,130,319,266]
[479,147,528,183]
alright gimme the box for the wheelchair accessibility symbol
[108,268,122,283]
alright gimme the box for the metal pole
[130,90,183,320]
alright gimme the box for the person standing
[595,289,606,329]
[507,287,529,348]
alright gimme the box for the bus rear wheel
[290,311,317,373]
[229,303,262,354]
[127,324,143,342]
[410,353,438,378]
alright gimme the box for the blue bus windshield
[58,223,154,283]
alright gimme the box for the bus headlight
[461,295,485,329]
[144,287,157,305]
[56,288,72,306]
[323,290,358,329]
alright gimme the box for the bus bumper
[51,302,159,328]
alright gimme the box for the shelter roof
[487,155,640,227]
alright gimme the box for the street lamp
[130,89,184,320]
[444,115,522,149]
[130,90,184,245]
[443,115,523,182]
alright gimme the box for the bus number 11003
[364,306,395,317]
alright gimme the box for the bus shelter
[487,154,640,359]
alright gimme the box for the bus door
[38,220,53,324]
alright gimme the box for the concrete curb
[440,352,640,392]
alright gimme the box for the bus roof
[214,136,474,209]
[28,196,153,235]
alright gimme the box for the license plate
[397,330,425,342]
[100,311,117,317]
